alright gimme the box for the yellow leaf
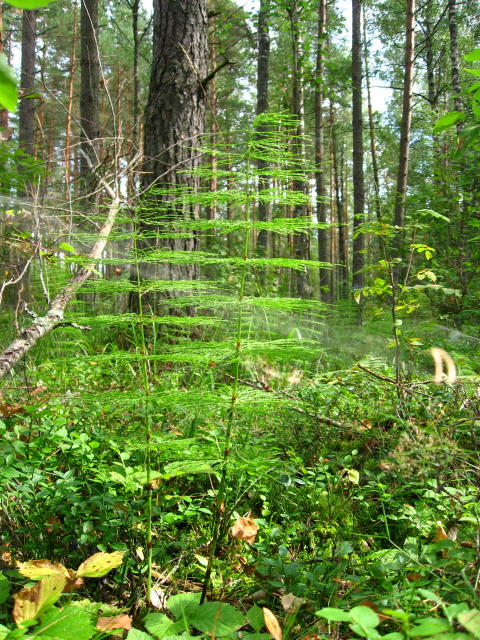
[13,573,66,624]
[263,608,282,640]
[76,551,126,578]
[17,560,68,581]
[96,614,132,631]
[232,517,259,545]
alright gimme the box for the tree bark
[447,0,463,134]
[315,0,329,301]
[65,2,78,196]
[363,8,381,222]
[0,4,9,133]
[133,0,208,302]
[18,9,36,164]
[393,0,416,234]
[256,0,270,251]
[333,131,347,298]
[289,0,310,298]
[80,0,100,182]
[351,0,365,297]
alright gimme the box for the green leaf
[381,634,404,640]
[350,607,380,628]
[316,608,352,622]
[0,572,9,605]
[458,610,480,639]
[144,613,186,639]
[188,602,244,636]
[464,49,480,62]
[0,53,17,112]
[247,605,265,633]
[434,111,465,133]
[465,69,480,78]
[29,605,95,639]
[167,593,201,620]
[408,619,450,637]
[126,631,154,640]
[59,242,75,254]
[417,589,442,605]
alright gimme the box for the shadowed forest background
[0,0,480,638]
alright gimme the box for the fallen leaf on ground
[96,614,132,631]
[263,607,282,640]
[232,517,258,545]
[280,592,306,613]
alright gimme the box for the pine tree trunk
[363,8,381,222]
[80,0,100,181]
[134,0,208,300]
[315,0,329,301]
[289,0,310,298]
[333,132,347,298]
[351,0,365,297]
[256,0,270,251]
[447,0,463,134]
[131,0,140,150]
[0,5,9,133]
[393,0,416,234]
[18,9,36,166]
[65,2,78,196]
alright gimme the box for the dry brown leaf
[232,517,258,545]
[64,569,83,593]
[96,614,132,631]
[13,573,66,624]
[434,522,448,542]
[406,572,422,582]
[150,586,167,609]
[45,516,61,533]
[17,560,68,580]
[301,635,321,640]
[461,541,474,548]
[263,608,282,640]
[280,592,306,613]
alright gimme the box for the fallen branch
[0,151,131,381]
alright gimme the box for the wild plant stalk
[200,136,253,604]
[132,209,153,606]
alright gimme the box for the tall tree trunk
[315,0,329,301]
[65,1,78,196]
[206,15,217,224]
[0,4,9,133]
[362,8,381,222]
[447,0,463,134]
[80,0,100,184]
[329,96,336,304]
[18,9,36,168]
[393,0,416,235]
[289,0,309,298]
[333,131,347,298]
[351,0,365,299]
[133,0,208,306]
[131,0,140,149]
[256,0,270,251]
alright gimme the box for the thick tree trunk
[80,0,100,182]
[393,0,416,233]
[133,0,208,301]
[315,0,329,301]
[351,0,365,296]
[447,0,463,134]
[256,0,271,251]
[363,8,381,222]
[18,9,36,164]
